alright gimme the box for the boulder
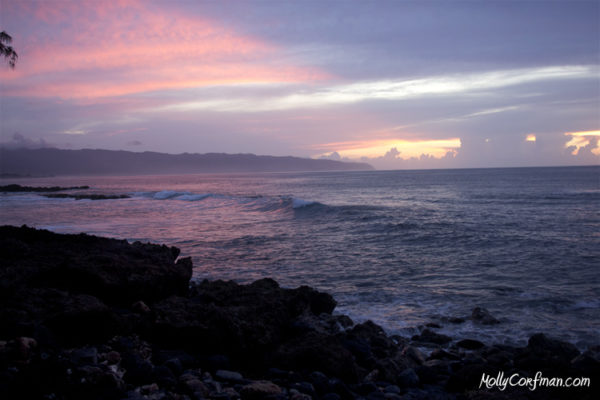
[346,320,398,359]
[274,332,360,382]
[456,339,485,350]
[513,333,581,372]
[397,367,420,388]
[471,307,499,325]
[240,380,282,399]
[411,329,452,345]
[0,287,119,345]
[215,369,245,383]
[527,333,579,361]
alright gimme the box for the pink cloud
[0,0,327,99]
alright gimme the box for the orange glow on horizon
[526,134,536,142]
[564,130,600,156]
[316,138,461,159]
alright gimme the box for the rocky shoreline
[1,184,130,200]
[0,184,90,192]
[0,225,597,399]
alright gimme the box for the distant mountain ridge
[0,148,373,176]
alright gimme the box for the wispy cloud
[0,0,326,99]
[159,65,596,113]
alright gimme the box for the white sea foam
[176,193,211,201]
[153,190,187,199]
[291,197,318,208]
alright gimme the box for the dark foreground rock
[43,193,131,200]
[0,184,89,192]
[0,226,597,399]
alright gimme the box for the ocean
[1,166,599,349]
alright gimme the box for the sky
[0,0,598,170]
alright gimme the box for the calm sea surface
[1,166,599,348]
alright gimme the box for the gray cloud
[182,0,599,79]
[319,151,342,161]
[0,1,597,169]
[1,133,53,149]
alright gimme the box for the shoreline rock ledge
[0,225,597,399]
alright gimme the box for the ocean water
[1,166,599,349]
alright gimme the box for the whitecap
[153,190,187,200]
[292,197,318,208]
[176,193,211,201]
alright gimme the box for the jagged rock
[341,336,372,364]
[121,352,154,385]
[1,336,37,365]
[190,278,336,316]
[571,346,600,374]
[372,357,406,385]
[274,332,360,382]
[215,369,245,383]
[0,225,192,305]
[291,381,316,397]
[398,368,420,388]
[290,389,312,400]
[416,359,451,385]
[43,193,130,200]
[291,312,350,336]
[366,391,385,400]
[70,364,126,399]
[151,296,244,353]
[513,333,581,373]
[527,333,579,361]
[0,184,90,192]
[356,381,378,395]
[471,307,499,325]
[428,349,460,361]
[346,320,398,359]
[138,383,159,395]
[132,301,151,314]
[69,346,98,365]
[152,364,176,388]
[0,287,119,345]
[308,371,330,394]
[483,350,514,369]
[0,226,597,400]
[240,380,282,399]
[384,385,401,394]
[180,377,209,396]
[446,361,495,393]
[400,346,427,367]
[104,350,121,365]
[411,329,452,345]
[456,339,485,350]
[152,278,340,372]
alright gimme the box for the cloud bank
[0,0,598,169]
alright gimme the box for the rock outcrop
[0,226,597,400]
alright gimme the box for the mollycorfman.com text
[480,371,591,391]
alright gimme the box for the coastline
[0,225,597,399]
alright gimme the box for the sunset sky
[0,0,598,169]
